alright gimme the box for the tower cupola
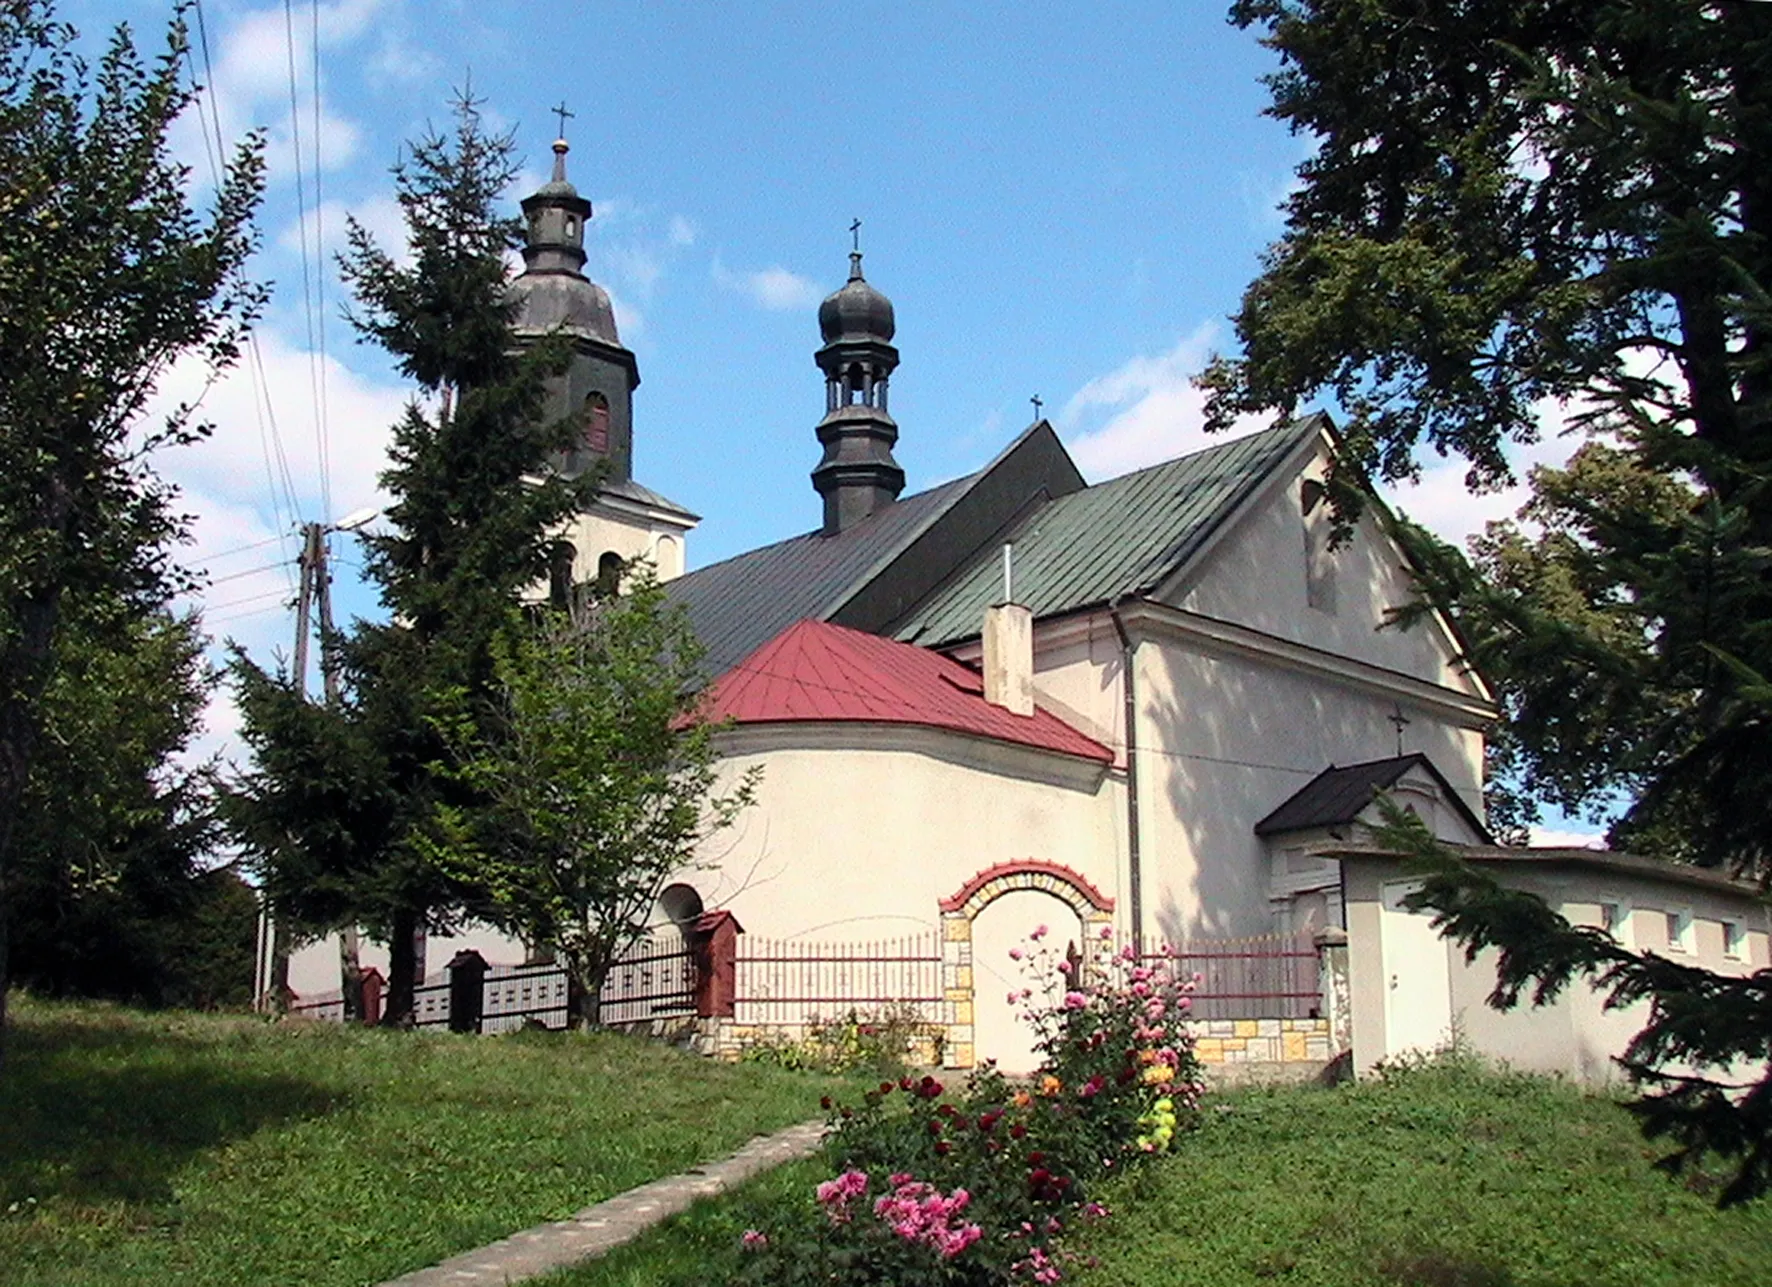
[507,133,640,484]
[811,242,905,536]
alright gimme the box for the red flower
[879,1081,895,1095]
[928,1119,944,1136]
[1010,1123,1027,1140]
[820,1096,833,1111]
[935,1140,952,1156]
[1028,1151,1046,1166]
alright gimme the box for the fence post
[1313,927,1352,1054]
[692,910,743,1019]
[360,967,385,1026]
[447,949,489,1034]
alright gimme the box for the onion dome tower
[507,136,639,484]
[508,127,696,589]
[811,242,905,536]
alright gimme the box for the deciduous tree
[426,571,757,1028]
[0,1,262,1056]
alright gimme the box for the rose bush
[733,928,1207,1285]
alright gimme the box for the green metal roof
[892,416,1324,647]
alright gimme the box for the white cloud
[1060,325,1275,480]
[711,258,823,311]
[668,215,698,247]
[171,0,386,188]
[277,193,409,267]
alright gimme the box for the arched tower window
[584,392,611,455]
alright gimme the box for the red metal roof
[698,619,1113,764]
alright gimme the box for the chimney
[983,601,1034,716]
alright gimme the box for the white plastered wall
[1342,855,1772,1083]
[691,726,1123,941]
[562,498,691,583]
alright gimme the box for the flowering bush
[733,927,1207,1285]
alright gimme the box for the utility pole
[258,525,320,1014]
[311,525,367,1020]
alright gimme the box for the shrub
[734,927,1206,1285]
[739,1004,942,1076]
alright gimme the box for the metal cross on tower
[552,100,575,139]
[850,218,862,252]
[1031,394,1043,419]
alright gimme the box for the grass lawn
[541,1057,1772,1287]
[0,995,851,1287]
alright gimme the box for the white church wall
[1174,458,1483,701]
[563,502,689,583]
[694,727,1123,943]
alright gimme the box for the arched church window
[584,392,610,455]
[596,550,624,598]
[846,363,865,405]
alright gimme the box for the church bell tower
[812,237,905,536]
[508,126,696,584]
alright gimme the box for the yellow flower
[1142,1064,1175,1086]
[1011,1089,1032,1108]
[1040,1074,1063,1096]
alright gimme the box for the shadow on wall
[1135,575,1477,943]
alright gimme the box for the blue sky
[68,1,1594,838]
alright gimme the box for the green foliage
[225,93,589,1022]
[1213,0,1772,1203]
[425,570,756,1026]
[0,995,854,1287]
[9,601,251,1008]
[739,1005,940,1076]
[730,930,1206,1285]
[0,0,263,1052]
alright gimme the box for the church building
[290,143,1770,1078]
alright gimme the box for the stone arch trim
[939,860,1115,919]
[936,861,1116,1072]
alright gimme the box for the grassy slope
[0,997,847,1287]
[1073,1058,1772,1287]
[545,1058,1772,1287]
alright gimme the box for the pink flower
[1031,924,1049,940]
[1009,947,1024,961]
[741,1229,769,1249]
[1099,925,1114,939]
[1063,990,1087,1009]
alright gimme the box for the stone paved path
[378,1120,825,1287]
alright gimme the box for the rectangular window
[1723,920,1746,961]
[1600,900,1632,948]
[1665,909,1695,954]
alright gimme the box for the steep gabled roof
[668,420,1083,675]
[1253,752,1490,842]
[698,619,1113,764]
[892,416,1325,647]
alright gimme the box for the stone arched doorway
[937,861,1114,1070]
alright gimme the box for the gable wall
[1010,607,1486,945]
[1174,455,1479,697]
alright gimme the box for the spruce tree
[1210,0,1772,1201]
[226,95,588,1026]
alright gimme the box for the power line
[309,0,333,531]
[207,586,295,614]
[283,0,328,532]
[205,558,297,588]
[203,532,293,562]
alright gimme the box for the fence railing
[1139,930,1320,1021]
[598,931,698,1025]
[734,932,944,1028]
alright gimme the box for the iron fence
[734,932,944,1027]
[1139,930,1320,1020]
